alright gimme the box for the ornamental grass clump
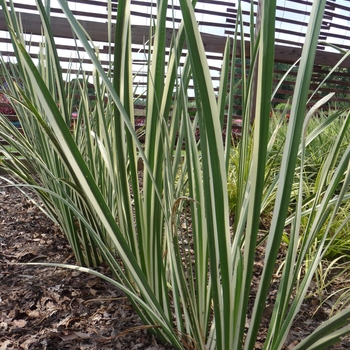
[1,0,350,349]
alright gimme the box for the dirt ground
[1,175,349,349]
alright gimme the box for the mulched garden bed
[0,174,349,349]
[0,176,174,350]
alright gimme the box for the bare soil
[0,175,349,349]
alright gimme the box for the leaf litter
[0,175,349,349]
[0,175,173,350]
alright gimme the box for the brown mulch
[0,174,350,350]
[0,176,174,350]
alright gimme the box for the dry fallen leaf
[73,331,91,339]
[0,340,11,350]
[11,319,27,328]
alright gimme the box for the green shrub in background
[231,111,350,312]
[1,0,350,349]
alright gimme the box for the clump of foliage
[1,0,350,349]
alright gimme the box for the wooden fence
[1,0,350,149]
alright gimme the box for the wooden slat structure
[1,0,350,124]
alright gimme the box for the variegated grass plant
[1,0,350,349]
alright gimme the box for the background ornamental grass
[1,0,350,349]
